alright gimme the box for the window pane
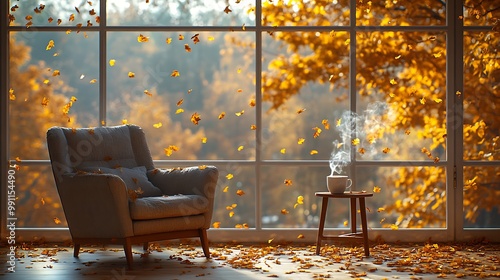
[463,0,500,26]
[9,0,100,27]
[463,31,500,161]
[107,0,255,26]
[261,165,346,229]
[208,165,256,229]
[358,166,447,229]
[262,0,350,26]
[14,165,66,228]
[356,32,447,162]
[463,166,500,228]
[356,0,445,26]
[262,31,350,160]
[9,31,99,160]
[106,31,256,160]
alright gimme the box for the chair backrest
[47,125,155,184]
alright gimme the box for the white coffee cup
[327,175,352,194]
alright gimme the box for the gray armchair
[46,124,218,267]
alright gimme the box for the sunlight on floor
[1,241,499,279]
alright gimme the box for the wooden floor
[1,240,499,279]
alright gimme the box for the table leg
[350,197,357,234]
[359,197,370,257]
[316,196,329,255]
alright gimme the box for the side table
[315,191,373,257]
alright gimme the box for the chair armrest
[57,173,134,239]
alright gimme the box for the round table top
[315,191,373,198]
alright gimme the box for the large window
[1,0,499,243]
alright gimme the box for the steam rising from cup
[329,102,393,176]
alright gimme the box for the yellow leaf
[153,122,162,128]
[175,108,184,114]
[280,148,286,154]
[53,217,61,224]
[377,207,385,212]
[390,224,399,230]
[122,119,128,124]
[343,220,348,226]
[144,90,152,96]
[128,72,135,78]
[250,124,257,130]
[166,37,172,44]
[297,138,305,145]
[171,70,180,77]
[351,138,360,146]
[310,150,318,155]
[190,112,201,124]
[434,98,443,103]
[41,97,49,106]
[296,195,304,204]
[390,78,397,85]
[52,69,60,76]
[297,234,305,239]
[226,173,234,180]
[373,186,381,193]
[322,119,330,130]
[281,209,289,215]
[137,34,149,42]
[9,88,15,101]
[235,110,244,116]
[223,186,229,192]
[382,147,390,154]
[218,112,226,119]
[212,222,221,228]
[236,189,245,196]
[249,99,256,107]
[201,137,207,143]
[336,118,342,126]
[420,97,426,104]
[237,145,244,151]
[229,211,234,217]
[109,59,116,66]
[46,40,55,50]
[284,179,292,186]
[358,147,366,154]
[89,79,97,84]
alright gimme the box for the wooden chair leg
[123,239,133,268]
[199,228,210,258]
[73,243,81,258]
[316,197,329,255]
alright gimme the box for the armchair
[46,124,218,267]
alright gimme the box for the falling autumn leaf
[53,217,61,224]
[109,59,116,66]
[128,72,135,78]
[9,88,15,100]
[137,34,149,42]
[223,186,229,192]
[280,148,286,154]
[41,97,49,106]
[235,110,244,116]
[224,6,232,13]
[297,138,305,145]
[201,137,207,143]
[310,149,318,155]
[226,174,234,180]
[46,40,55,50]
[237,145,244,151]
[153,122,162,128]
[171,70,180,77]
[190,112,201,125]
[218,112,226,119]
[373,186,381,193]
[236,189,245,196]
[284,179,292,186]
[212,222,221,228]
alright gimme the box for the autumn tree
[260,0,500,227]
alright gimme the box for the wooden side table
[315,191,373,257]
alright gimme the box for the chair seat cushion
[130,194,208,220]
